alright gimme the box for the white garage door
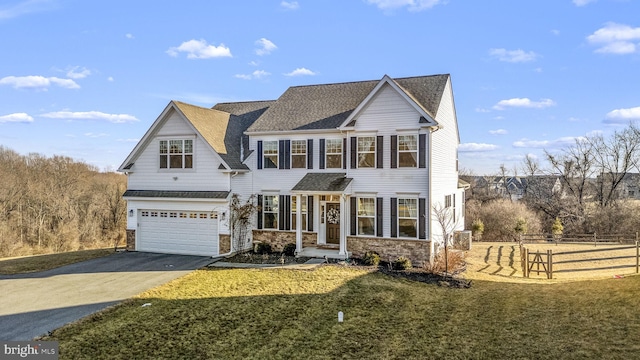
[138,210,219,256]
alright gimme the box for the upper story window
[326,139,342,168]
[398,198,418,238]
[159,139,193,169]
[357,197,375,236]
[357,137,376,168]
[291,140,307,169]
[398,135,417,168]
[263,141,278,169]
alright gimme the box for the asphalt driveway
[0,251,213,340]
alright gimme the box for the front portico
[291,173,352,259]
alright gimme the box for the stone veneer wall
[253,230,317,251]
[347,236,432,266]
[219,234,231,254]
[126,230,136,251]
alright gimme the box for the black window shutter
[343,138,347,169]
[257,141,263,170]
[319,139,325,169]
[307,195,314,231]
[257,195,263,229]
[279,195,285,230]
[350,137,357,169]
[390,135,398,169]
[285,140,291,169]
[350,197,357,236]
[419,134,426,169]
[307,139,313,169]
[285,195,291,230]
[390,197,397,238]
[419,198,426,239]
[278,140,285,169]
[376,197,383,237]
[376,136,383,169]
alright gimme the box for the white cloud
[475,108,490,113]
[107,76,114,82]
[66,66,91,79]
[551,29,560,36]
[280,1,299,10]
[0,0,55,20]
[573,0,596,6]
[249,60,259,66]
[166,39,232,59]
[234,70,271,80]
[125,33,134,39]
[587,23,640,54]
[489,129,508,135]
[489,48,539,63]
[84,132,109,138]
[40,111,139,123]
[604,106,640,124]
[0,112,34,123]
[365,0,443,12]
[255,38,277,56]
[284,67,316,76]
[513,136,584,149]
[493,98,556,110]
[458,143,499,152]
[0,75,79,90]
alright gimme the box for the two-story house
[119,74,464,265]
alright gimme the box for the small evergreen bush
[392,256,412,270]
[254,242,272,255]
[282,243,296,257]
[361,251,381,266]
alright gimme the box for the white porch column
[339,194,346,256]
[295,194,303,254]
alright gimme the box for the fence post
[524,247,529,278]
[594,232,597,247]
[636,241,639,274]
[547,249,553,279]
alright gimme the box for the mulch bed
[223,252,312,265]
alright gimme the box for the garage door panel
[138,210,219,256]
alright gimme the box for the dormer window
[159,139,193,169]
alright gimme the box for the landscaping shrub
[282,243,296,257]
[472,199,541,241]
[254,242,272,255]
[423,249,465,275]
[471,219,484,240]
[361,251,381,266]
[392,256,412,270]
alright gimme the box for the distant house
[464,175,561,202]
[118,74,465,265]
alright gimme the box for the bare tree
[432,202,461,276]
[228,194,259,253]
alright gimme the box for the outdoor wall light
[129,209,134,217]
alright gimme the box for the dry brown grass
[0,248,114,275]
[465,241,640,283]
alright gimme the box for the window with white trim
[398,198,418,238]
[357,197,375,236]
[326,139,342,168]
[159,139,193,169]
[398,135,417,168]
[358,137,376,168]
[263,195,279,229]
[291,196,307,231]
[263,141,278,169]
[291,140,306,169]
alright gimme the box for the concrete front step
[297,247,351,260]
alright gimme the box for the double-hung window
[357,197,375,236]
[291,140,306,169]
[263,195,279,229]
[326,139,342,168]
[398,135,418,168]
[159,139,193,169]
[263,141,278,169]
[291,196,307,231]
[357,137,376,168]
[398,198,418,238]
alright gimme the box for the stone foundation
[219,234,231,254]
[347,236,432,267]
[252,230,317,251]
[126,229,136,251]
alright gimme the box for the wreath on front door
[326,208,340,224]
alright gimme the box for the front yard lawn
[0,249,114,275]
[45,265,640,359]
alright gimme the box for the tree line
[0,146,126,257]
[465,123,640,240]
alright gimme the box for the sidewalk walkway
[208,258,326,270]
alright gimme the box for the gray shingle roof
[292,173,353,192]
[246,74,449,133]
[123,190,229,199]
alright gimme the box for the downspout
[428,125,442,263]
[217,171,240,258]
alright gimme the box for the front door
[325,203,340,244]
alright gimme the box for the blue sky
[1,0,639,174]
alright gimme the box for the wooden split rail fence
[520,235,640,279]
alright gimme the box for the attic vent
[346,119,357,127]
[218,164,228,170]
[419,116,428,124]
